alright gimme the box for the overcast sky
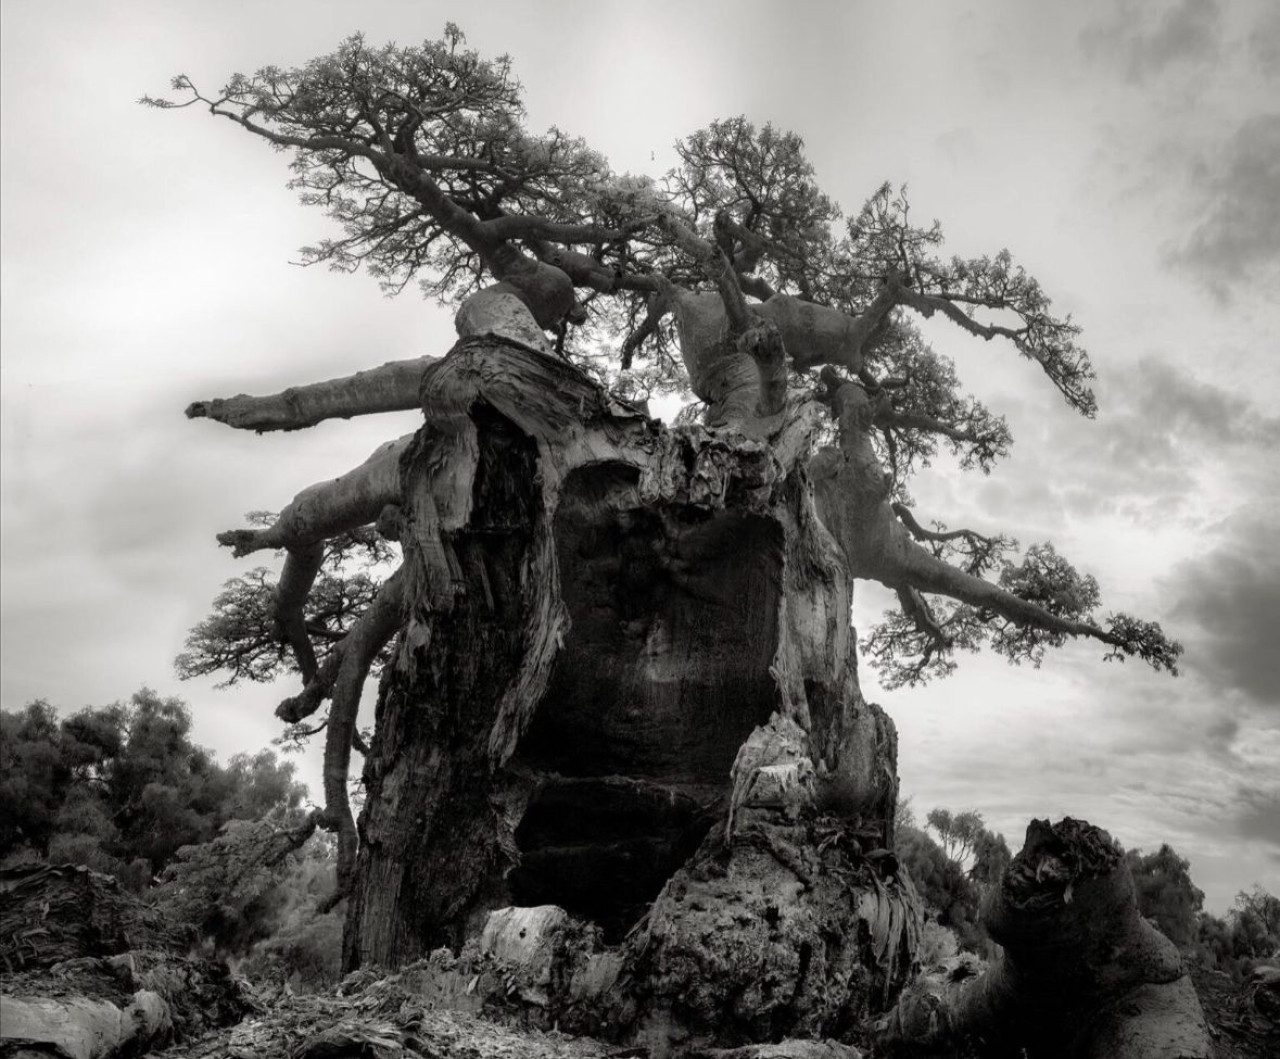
[2,0,1277,913]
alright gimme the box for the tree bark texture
[335,326,919,1050]
[0,864,191,971]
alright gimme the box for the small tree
[1125,843,1206,950]
[925,807,985,869]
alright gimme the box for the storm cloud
[1172,507,1280,710]
[1080,0,1223,83]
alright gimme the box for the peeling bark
[1,990,171,1059]
[0,867,255,1058]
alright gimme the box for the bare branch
[216,435,411,556]
[188,357,436,432]
[274,544,324,683]
[314,567,407,900]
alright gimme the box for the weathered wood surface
[875,817,1214,1059]
[1,865,254,1059]
[0,864,190,971]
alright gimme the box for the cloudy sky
[2,0,1277,912]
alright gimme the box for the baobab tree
[151,27,1192,1053]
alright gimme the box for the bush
[235,837,344,991]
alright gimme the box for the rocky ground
[3,863,1276,1058]
[1190,961,1280,1059]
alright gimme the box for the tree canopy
[0,690,306,884]
[155,26,1180,694]
[1125,843,1206,950]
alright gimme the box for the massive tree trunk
[341,325,909,972]
[231,291,915,1058]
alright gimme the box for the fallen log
[1,989,170,1059]
[1,866,255,1059]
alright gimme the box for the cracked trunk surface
[341,337,915,1052]
[346,405,542,965]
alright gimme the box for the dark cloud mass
[1134,358,1280,449]
[1026,359,1280,522]
[1172,508,1280,709]
[1248,5,1280,76]
[1080,0,1223,83]
[1166,113,1280,295]
[1237,786,1280,845]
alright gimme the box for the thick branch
[620,277,676,369]
[896,585,947,652]
[877,409,990,447]
[482,213,654,246]
[658,213,752,335]
[899,286,1024,342]
[897,286,1094,413]
[216,435,411,556]
[890,503,1003,556]
[274,544,323,683]
[888,536,1119,649]
[740,320,788,417]
[813,381,1175,669]
[205,101,381,161]
[276,566,408,724]
[782,273,904,372]
[187,357,436,432]
[316,567,407,904]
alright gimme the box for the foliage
[0,689,350,980]
[0,689,306,884]
[897,807,1012,958]
[177,518,397,688]
[896,825,984,954]
[0,701,68,859]
[916,916,962,968]
[1125,844,1205,949]
[864,543,1182,688]
[235,837,345,991]
[924,808,985,869]
[1195,885,1280,982]
[152,812,322,954]
[1123,842,1279,983]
